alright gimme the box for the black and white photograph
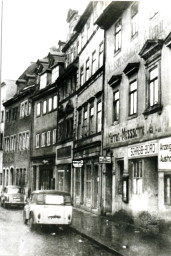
[0,0,171,255]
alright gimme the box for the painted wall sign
[128,140,158,158]
[72,160,83,168]
[159,137,171,169]
[99,156,112,164]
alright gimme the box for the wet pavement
[72,208,171,256]
[0,206,116,256]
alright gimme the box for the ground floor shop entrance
[56,164,71,193]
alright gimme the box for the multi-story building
[0,80,17,189]
[56,9,79,196]
[30,46,65,191]
[3,64,37,195]
[71,1,107,214]
[96,1,171,220]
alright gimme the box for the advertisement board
[159,137,171,169]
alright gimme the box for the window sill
[128,113,137,120]
[143,104,163,119]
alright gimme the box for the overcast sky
[0,0,90,81]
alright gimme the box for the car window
[45,195,64,205]
[37,194,44,204]
[7,188,21,194]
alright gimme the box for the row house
[30,46,65,191]
[96,1,171,221]
[3,63,37,195]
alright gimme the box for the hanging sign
[99,156,112,164]
[72,160,84,168]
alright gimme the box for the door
[93,165,99,209]
[39,167,53,190]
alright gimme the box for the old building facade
[96,1,171,220]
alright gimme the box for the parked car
[23,190,73,230]
[1,185,26,208]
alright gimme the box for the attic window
[52,66,59,83]
[40,73,47,89]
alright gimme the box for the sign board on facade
[72,160,83,168]
[128,140,158,158]
[159,137,171,169]
[99,156,112,164]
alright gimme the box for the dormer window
[40,73,47,89]
[52,66,59,83]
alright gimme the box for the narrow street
[0,206,115,256]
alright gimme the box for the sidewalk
[71,208,171,256]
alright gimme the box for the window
[53,95,57,110]
[83,106,88,136]
[115,20,121,52]
[18,134,22,151]
[97,101,102,132]
[129,80,137,115]
[149,66,158,107]
[86,166,91,199]
[1,110,4,123]
[80,66,84,86]
[164,175,171,205]
[13,135,16,151]
[112,90,119,122]
[52,66,59,83]
[92,51,97,75]
[131,2,138,37]
[52,129,57,144]
[40,73,47,89]
[48,98,52,112]
[81,27,85,47]
[78,110,82,139]
[10,136,14,151]
[26,132,29,149]
[133,160,143,194]
[22,133,26,150]
[99,42,104,67]
[41,132,46,147]
[47,131,51,146]
[85,59,90,81]
[20,101,29,118]
[89,102,95,134]
[87,18,91,40]
[36,134,40,148]
[36,102,41,117]
[43,100,47,114]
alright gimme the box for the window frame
[41,132,46,147]
[129,79,137,116]
[164,174,171,205]
[80,65,84,86]
[47,131,51,146]
[133,160,143,195]
[113,90,120,122]
[36,102,41,117]
[36,134,40,149]
[40,73,47,89]
[114,19,122,53]
[92,50,97,75]
[97,100,102,133]
[99,41,104,68]
[43,100,47,115]
[131,2,138,38]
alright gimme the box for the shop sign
[72,160,83,168]
[159,137,171,169]
[128,140,158,158]
[99,156,112,164]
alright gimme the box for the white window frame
[52,66,59,83]
[36,134,40,148]
[41,132,46,147]
[36,102,41,117]
[40,73,47,89]
[48,98,52,112]
[133,160,143,195]
[52,129,57,144]
[129,80,137,115]
[53,95,57,110]
[47,131,51,146]
[43,100,47,114]
[115,19,122,52]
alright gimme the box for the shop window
[99,41,104,68]
[85,58,90,81]
[40,73,47,89]
[92,50,97,75]
[129,80,137,115]
[89,102,95,134]
[43,100,47,114]
[97,100,102,132]
[133,160,143,194]
[86,166,91,199]
[76,168,81,196]
[41,133,46,147]
[164,175,171,205]
[36,102,40,117]
[114,19,122,53]
[36,134,40,148]
[52,66,59,83]
[113,90,120,121]
[131,2,138,37]
[80,65,84,86]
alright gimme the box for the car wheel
[23,211,28,225]
[29,214,35,230]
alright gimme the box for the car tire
[29,214,36,230]
[23,211,28,225]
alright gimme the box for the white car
[1,185,26,208]
[23,190,73,230]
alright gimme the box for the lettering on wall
[109,126,144,144]
[159,138,171,169]
[128,141,158,158]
